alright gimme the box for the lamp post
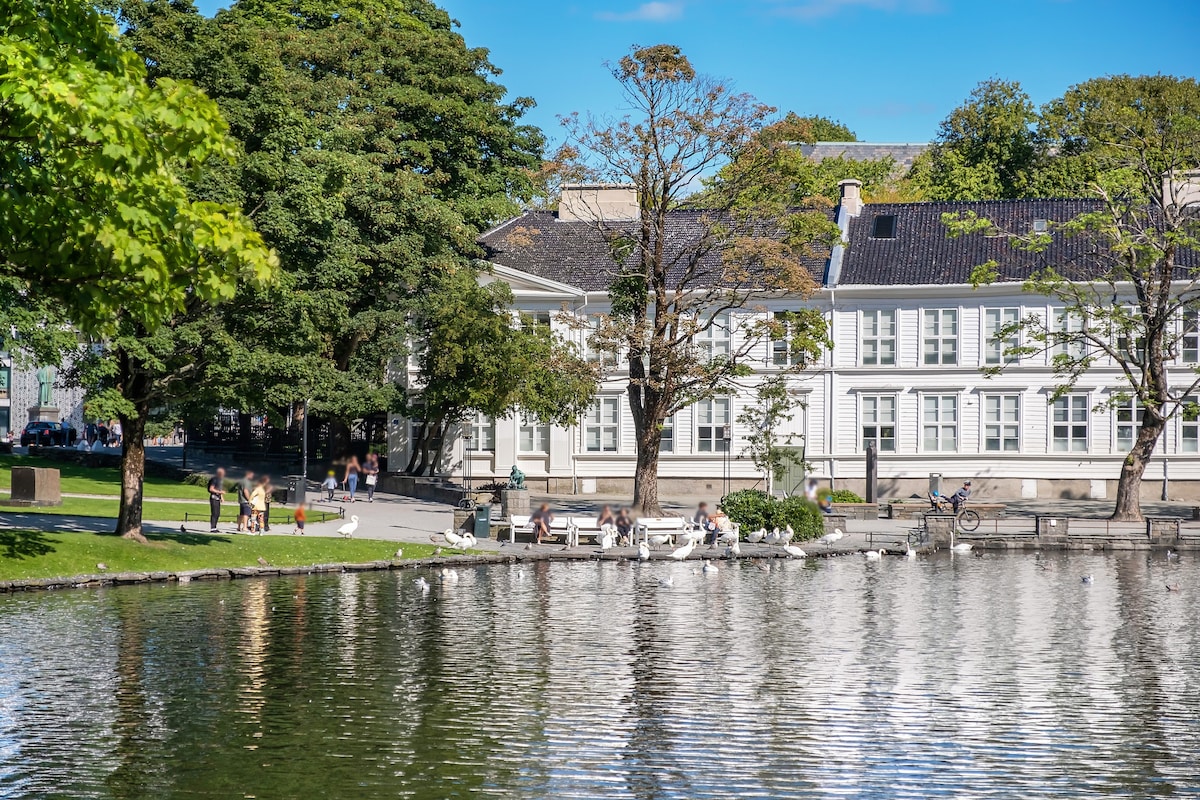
[721,425,732,498]
[299,398,309,507]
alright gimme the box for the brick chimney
[838,179,864,217]
[558,184,639,222]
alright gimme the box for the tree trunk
[1112,414,1164,521]
[632,423,663,515]
[116,404,149,542]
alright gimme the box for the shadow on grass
[0,530,56,560]
[144,531,233,547]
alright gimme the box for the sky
[192,0,1200,146]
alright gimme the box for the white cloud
[596,1,686,22]
[767,0,941,21]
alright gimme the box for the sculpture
[506,464,526,490]
[36,366,56,406]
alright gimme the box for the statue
[506,464,526,490]
[36,366,56,407]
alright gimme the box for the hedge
[720,490,824,541]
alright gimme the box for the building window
[984,394,1021,452]
[585,398,619,452]
[696,398,731,453]
[1052,310,1086,361]
[922,394,958,452]
[1052,395,1089,452]
[922,309,958,365]
[0,364,8,400]
[984,307,1020,365]
[519,415,550,453]
[1114,395,1142,453]
[1116,307,1145,362]
[467,412,495,452]
[1183,397,1199,453]
[585,316,617,366]
[861,395,896,452]
[871,215,896,239]
[1183,311,1199,363]
[862,309,896,366]
[659,415,675,453]
[696,312,732,361]
[521,310,551,330]
[1033,218,1048,233]
[771,312,806,366]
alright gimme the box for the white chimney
[838,179,864,217]
[558,184,639,222]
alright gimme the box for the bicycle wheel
[958,509,980,532]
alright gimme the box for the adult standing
[261,474,274,532]
[207,468,226,533]
[237,469,255,532]
[362,453,380,503]
[343,455,361,503]
[111,419,123,448]
[249,476,268,535]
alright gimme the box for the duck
[670,541,696,561]
[864,549,884,561]
[336,515,359,538]
[701,559,719,574]
[747,528,766,543]
[637,542,651,561]
[782,544,807,559]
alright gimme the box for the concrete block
[501,489,530,519]
[9,466,62,507]
[822,513,848,533]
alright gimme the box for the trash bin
[929,473,942,496]
[285,475,304,505]
[473,504,491,539]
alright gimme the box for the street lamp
[721,425,732,499]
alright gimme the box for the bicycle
[929,493,981,532]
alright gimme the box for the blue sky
[192,0,1198,145]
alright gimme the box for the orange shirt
[294,506,306,522]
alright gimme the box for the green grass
[0,530,446,580]
[0,496,347,525]
[0,453,207,500]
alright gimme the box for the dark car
[20,421,65,446]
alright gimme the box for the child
[293,502,307,535]
[322,470,337,502]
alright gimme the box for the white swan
[765,528,783,546]
[637,542,650,561]
[818,528,844,546]
[701,559,719,574]
[718,528,739,545]
[647,533,671,549]
[443,528,466,548]
[439,568,459,584]
[782,544,807,559]
[864,549,884,561]
[784,524,795,541]
[336,515,359,538]
[904,545,917,560]
[670,541,695,561]
[747,528,766,543]
[658,576,674,588]
[684,527,704,546]
[458,532,477,550]
[598,530,615,551]
[725,540,741,558]
[952,542,973,552]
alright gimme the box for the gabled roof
[479,208,833,292]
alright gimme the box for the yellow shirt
[250,486,267,512]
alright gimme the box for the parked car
[20,421,67,446]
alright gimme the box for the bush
[830,489,865,503]
[721,489,824,541]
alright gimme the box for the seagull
[702,559,719,574]
[637,542,650,561]
[1166,583,1180,592]
[393,548,403,559]
[724,540,741,558]
[952,542,973,552]
[257,556,271,567]
[523,543,534,551]
[413,577,431,593]
[765,528,783,546]
[864,549,884,561]
[96,563,108,572]
[1081,574,1094,584]
[818,529,844,546]
[747,528,766,543]
[658,576,674,588]
[337,515,359,538]
[433,546,443,556]
[670,540,696,561]
[782,544,807,559]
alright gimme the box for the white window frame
[1115,305,1145,363]
[1051,309,1086,362]
[467,412,495,452]
[922,309,958,366]
[695,398,731,453]
[984,307,1020,365]
[518,414,550,454]
[1182,396,1200,453]
[921,394,958,453]
[1051,395,1089,452]
[1113,394,1142,453]
[861,309,897,367]
[659,414,675,453]
[983,394,1021,453]
[1183,310,1199,364]
[771,311,806,366]
[584,397,620,453]
[696,311,732,362]
[585,315,618,367]
[521,310,551,330]
[861,394,897,453]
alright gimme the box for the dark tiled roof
[841,199,1137,286]
[479,209,833,292]
[798,142,930,172]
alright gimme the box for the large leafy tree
[953,75,1200,521]
[115,0,544,449]
[563,45,836,514]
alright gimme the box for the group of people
[206,468,280,534]
[526,500,734,547]
[320,453,381,503]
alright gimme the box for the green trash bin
[473,504,491,539]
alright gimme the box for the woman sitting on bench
[531,503,554,545]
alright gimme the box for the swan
[670,541,695,561]
[747,528,766,543]
[336,515,359,538]
[458,532,477,550]
[702,559,719,574]
[443,528,466,548]
[439,568,459,584]
[647,533,671,549]
[637,542,650,561]
[952,542,973,552]
[718,528,739,545]
[782,544,807,559]
[818,528,844,546]
[864,549,884,561]
[765,528,783,546]
[598,530,615,551]
[1081,574,1094,584]
[724,540,741,558]
[784,524,795,541]
[658,576,674,588]
[904,545,917,560]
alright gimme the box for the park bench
[636,516,694,547]
[507,514,573,545]
[567,516,616,547]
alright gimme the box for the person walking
[322,470,338,501]
[237,470,255,532]
[207,468,226,533]
[363,453,380,502]
[343,455,361,503]
[292,502,307,535]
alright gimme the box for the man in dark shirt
[237,470,255,532]
[207,468,226,533]
[951,480,972,513]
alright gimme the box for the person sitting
[951,480,972,513]
[693,501,713,540]
[708,505,733,544]
[615,506,634,546]
[598,504,616,529]
[530,502,554,545]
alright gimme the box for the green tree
[735,374,807,496]
[909,78,1039,201]
[952,75,1200,521]
[563,45,836,514]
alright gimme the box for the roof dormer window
[1033,218,1048,233]
[871,215,896,239]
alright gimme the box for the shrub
[722,490,825,540]
[830,489,865,503]
[777,495,824,541]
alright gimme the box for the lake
[0,552,1197,799]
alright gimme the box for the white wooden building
[388,183,1200,501]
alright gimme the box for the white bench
[636,516,694,546]
[507,514,572,545]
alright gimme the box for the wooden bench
[636,516,695,547]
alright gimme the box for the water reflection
[0,553,1197,799]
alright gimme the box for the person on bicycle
[951,480,972,513]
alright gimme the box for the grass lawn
[0,496,340,524]
[0,453,208,500]
[0,530,445,580]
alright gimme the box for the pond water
[0,552,1197,799]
